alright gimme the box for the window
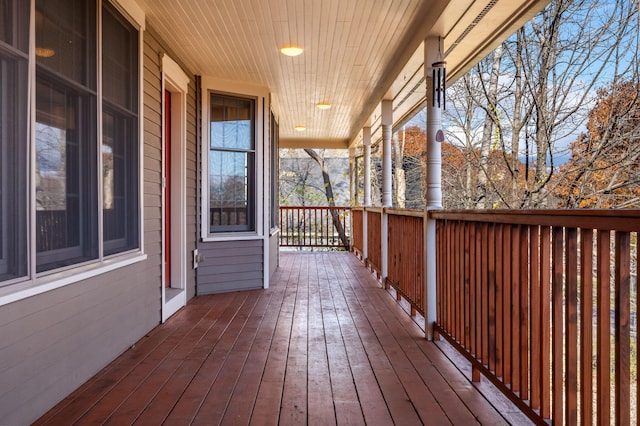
[208,93,256,232]
[0,0,29,281]
[102,3,139,255]
[0,0,141,286]
[35,0,98,272]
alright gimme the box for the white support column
[381,100,392,282]
[362,127,371,261]
[349,147,356,206]
[381,100,393,208]
[363,127,372,207]
[424,37,444,340]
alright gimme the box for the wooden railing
[279,206,350,249]
[386,209,424,316]
[430,209,639,425]
[351,208,363,256]
[366,209,382,275]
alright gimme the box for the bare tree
[392,131,406,208]
[304,149,349,248]
[442,0,639,208]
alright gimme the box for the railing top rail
[429,209,640,232]
[280,206,350,211]
[353,207,426,218]
[384,208,424,218]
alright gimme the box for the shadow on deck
[36,252,529,425]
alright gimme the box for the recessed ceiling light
[294,125,306,131]
[280,45,303,56]
[35,47,55,58]
[316,102,331,110]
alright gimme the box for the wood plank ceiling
[136,0,550,148]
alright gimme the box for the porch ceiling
[136,0,549,149]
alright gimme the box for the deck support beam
[424,36,443,340]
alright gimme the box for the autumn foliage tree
[553,80,640,208]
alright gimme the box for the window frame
[0,21,29,283]
[269,109,279,231]
[200,78,268,242]
[208,91,256,233]
[0,0,146,305]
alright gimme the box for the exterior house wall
[196,78,275,295]
[0,23,198,424]
[197,240,264,293]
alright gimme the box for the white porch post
[349,146,356,206]
[381,100,392,281]
[363,127,372,207]
[381,100,393,208]
[424,37,444,340]
[363,127,371,260]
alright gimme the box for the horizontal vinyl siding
[0,25,200,424]
[0,261,159,424]
[197,240,264,294]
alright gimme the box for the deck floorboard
[35,252,525,425]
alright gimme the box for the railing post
[363,127,371,261]
[424,36,444,341]
[363,127,371,207]
[381,102,392,282]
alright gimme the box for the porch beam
[424,36,444,340]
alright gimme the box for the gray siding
[197,240,264,294]
[145,27,199,302]
[0,25,198,424]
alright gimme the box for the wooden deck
[36,252,527,425]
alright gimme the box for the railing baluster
[615,231,631,426]
[464,221,471,350]
[512,225,521,395]
[552,226,565,425]
[597,230,611,425]
[503,225,512,387]
[488,223,496,374]
[495,223,504,381]
[518,225,529,403]
[540,226,551,420]
[580,228,594,425]
[530,225,541,412]
[565,227,578,425]
[482,223,490,369]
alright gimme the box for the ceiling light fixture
[294,125,306,131]
[316,102,331,110]
[280,45,303,56]
[35,47,55,58]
